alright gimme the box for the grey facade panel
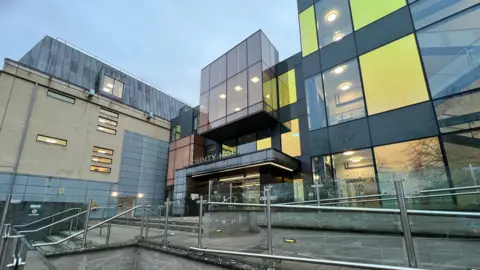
[368,102,439,147]
[297,0,314,13]
[320,34,357,71]
[302,51,321,79]
[18,36,188,120]
[309,128,330,157]
[355,7,414,56]
[328,118,372,153]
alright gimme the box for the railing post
[229,183,233,210]
[49,217,54,236]
[266,187,274,270]
[139,201,146,239]
[82,198,93,249]
[0,224,11,268]
[99,208,106,236]
[105,222,112,246]
[163,198,170,248]
[145,212,150,239]
[208,180,212,210]
[394,179,417,268]
[197,195,204,248]
[68,218,73,242]
[75,209,80,230]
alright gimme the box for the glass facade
[324,59,366,125]
[198,31,279,133]
[350,0,406,30]
[299,6,318,57]
[416,6,480,99]
[281,119,301,157]
[278,69,297,108]
[305,73,327,130]
[360,34,429,115]
[315,0,353,48]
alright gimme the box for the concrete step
[30,239,67,254]
[46,235,80,251]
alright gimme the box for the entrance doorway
[117,196,135,218]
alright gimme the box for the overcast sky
[0,1,300,106]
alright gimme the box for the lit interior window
[102,75,124,98]
[90,166,111,173]
[91,156,113,164]
[97,126,116,135]
[98,117,118,127]
[93,146,114,155]
[36,135,67,146]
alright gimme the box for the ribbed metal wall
[19,36,189,121]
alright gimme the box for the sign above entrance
[192,151,237,165]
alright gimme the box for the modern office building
[168,0,480,214]
[1,0,479,220]
[0,36,188,219]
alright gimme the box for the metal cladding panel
[17,36,189,120]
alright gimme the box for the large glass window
[434,90,480,134]
[312,149,378,206]
[315,0,353,48]
[102,75,123,98]
[263,69,278,112]
[200,66,210,93]
[199,92,209,129]
[208,82,226,123]
[209,55,227,88]
[305,73,327,130]
[281,119,301,157]
[248,62,263,106]
[323,59,366,125]
[227,41,247,79]
[278,69,297,108]
[360,34,429,115]
[410,0,480,30]
[247,31,262,67]
[373,137,449,196]
[443,132,480,190]
[299,6,319,57]
[227,70,247,115]
[416,6,480,99]
[350,0,406,30]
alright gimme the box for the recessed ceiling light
[265,94,270,99]
[333,66,345,74]
[219,93,226,99]
[325,10,338,22]
[250,76,260,83]
[111,191,118,197]
[333,33,344,42]
[350,157,362,163]
[106,83,113,88]
[339,82,352,91]
[234,85,243,91]
[343,151,355,156]
[103,87,112,93]
[235,107,241,112]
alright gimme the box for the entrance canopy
[184,149,300,178]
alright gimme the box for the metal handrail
[207,201,480,218]
[17,208,94,234]
[12,208,81,228]
[189,247,426,270]
[278,185,480,206]
[32,205,143,247]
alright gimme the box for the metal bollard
[197,195,204,248]
[394,180,417,268]
[266,188,274,270]
[105,222,112,246]
[145,213,150,239]
[139,202,146,239]
[82,198,93,249]
[99,209,106,236]
[163,198,170,248]
[49,217,54,236]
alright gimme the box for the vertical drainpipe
[0,82,38,234]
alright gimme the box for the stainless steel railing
[12,207,81,229]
